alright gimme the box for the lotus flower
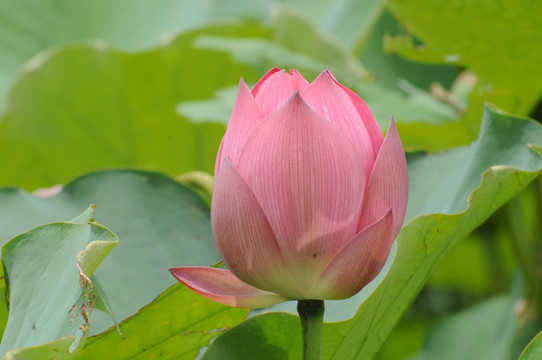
[170,68,408,308]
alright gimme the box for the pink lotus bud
[170,68,408,308]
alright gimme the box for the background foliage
[0,0,541,359]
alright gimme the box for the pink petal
[358,118,408,238]
[212,160,303,298]
[301,71,377,178]
[289,69,310,92]
[327,70,384,158]
[252,68,309,97]
[170,267,289,308]
[215,79,265,174]
[306,210,394,300]
[251,67,282,97]
[252,69,306,117]
[237,93,366,291]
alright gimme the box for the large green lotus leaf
[202,106,542,359]
[396,120,475,152]
[1,337,76,360]
[0,0,254,107]
[270,4,369,80]
[521,332,542,360]
[0,0,385,111]
[354,7,471,151]
[0,263,7,340]
[0,0,383,108]
[0,23,268,190]
[411,295,537,360]
[75,284,249,360]
[0,170,219,334]
[373,318,428,360]
[202,313,301,360]
[356,7,460,91]
[278,0,383,51]
[0,207,118,359]
[385,0,542,128]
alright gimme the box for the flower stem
[297,300,325,360]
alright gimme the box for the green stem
[297,300,325,360]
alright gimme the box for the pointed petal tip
[238,76,256,94]
[313,69,335,84]
[384,115,404,148]
[215,80,265,171]
[388,116,397,129]
[238,76,248,88]
[283,90,310,109]
[251,67,284,96]
[221,156,232,168]
[264,67,283,75]
[358,114,408,234]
